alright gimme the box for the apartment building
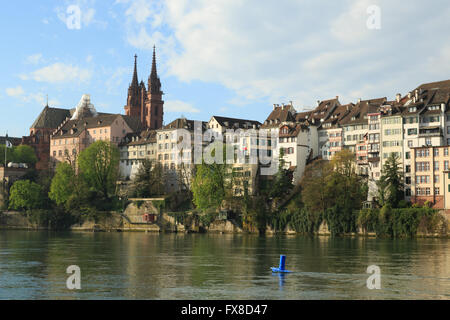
[318,103,353,160]
[156,118,207,193]
[410,145,450,209]
[341,99,386,175]
[119,129,157,180]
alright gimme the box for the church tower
[124,55,146,119]
[144,46,164,130]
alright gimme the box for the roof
[262,105,296,128]
[0,136,22,146]
[31,106,71,129]
[320,103,354,129]
[211,116,262,129]
[279,123,309,137]
[340,98,386,125]
[52,114,127,139]
[162,118,208,131]
[120,129,157,147]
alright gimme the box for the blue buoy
[271,255,292,273]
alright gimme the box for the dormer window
[428,105,439,111]
[409,107,417,112]
[351,116,356,121]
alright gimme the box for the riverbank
[1,209,448,238]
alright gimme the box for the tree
[13,145,37,166]
[191,143,232,210]
[9,180,43,210]
[269,148,293,199]
[132,159,165,197]
[377,153,404,208]
[300,150,366,235]
[77,141,120,199]
[49,162,76,206]
[300,159,332,214]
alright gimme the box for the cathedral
[124,46,164,130]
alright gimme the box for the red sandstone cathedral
[20,47,165,171]
[124,46,164,130]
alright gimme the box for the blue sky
[1,0,450,137]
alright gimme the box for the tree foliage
[9,180,44,210]
[377,153,404,207]
[77,141,120,199]
[300,149,366,235]
[49,162,76,206]
[132,159,165,197]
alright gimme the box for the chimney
[336,96,339,100]
[273,104,277,110]
[441,103,446,113]
[358,98,362,104]
[408,92,412,99]
[317,100,320,107]
[415,89,419,101]
[289,100,293,106]
[396,93,401,103]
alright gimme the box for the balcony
[419,127,442,137]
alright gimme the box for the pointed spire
[151,46,157,78]
[148,45,162,94]
[131,54,139,87]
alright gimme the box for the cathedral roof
[31,106,71,129]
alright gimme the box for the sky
[1,0,450,137]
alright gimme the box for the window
[408,140,413,148]
[434,149,439,156]
[416,162,430,172]
[435,188,440,195]
[445,161,449,170]
[408,128,417,135]
[445,148,449,156]
[434,161,439,171]
[405,165,411,173]
[405,177,411,184]
[415,149,430,157]
[425,138,432,146]
[435,175,440,183]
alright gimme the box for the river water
[0,230,448,300]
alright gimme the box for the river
[0,230,448,300]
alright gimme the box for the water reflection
[0,231,448,300]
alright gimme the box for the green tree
[377,153,404,207]
[132,159,165,197]
[269,148,293,199]
[78,141,120,199]
[13,145,37,166]
[49,162,76,206]
[191,143,232,210]
[9,180,43,210]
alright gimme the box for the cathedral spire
[148,45,162,94]
[151,46,157,78]
[131,54,139,87]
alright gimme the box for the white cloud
[6,86,60,106]
[165,100,200,113]
[6,86,25,97]
[119,0,450,108]
[22,63,92,84]
[25,53,43,65]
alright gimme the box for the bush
[9,180,44,211]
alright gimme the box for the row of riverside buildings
[7,48,450,214]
